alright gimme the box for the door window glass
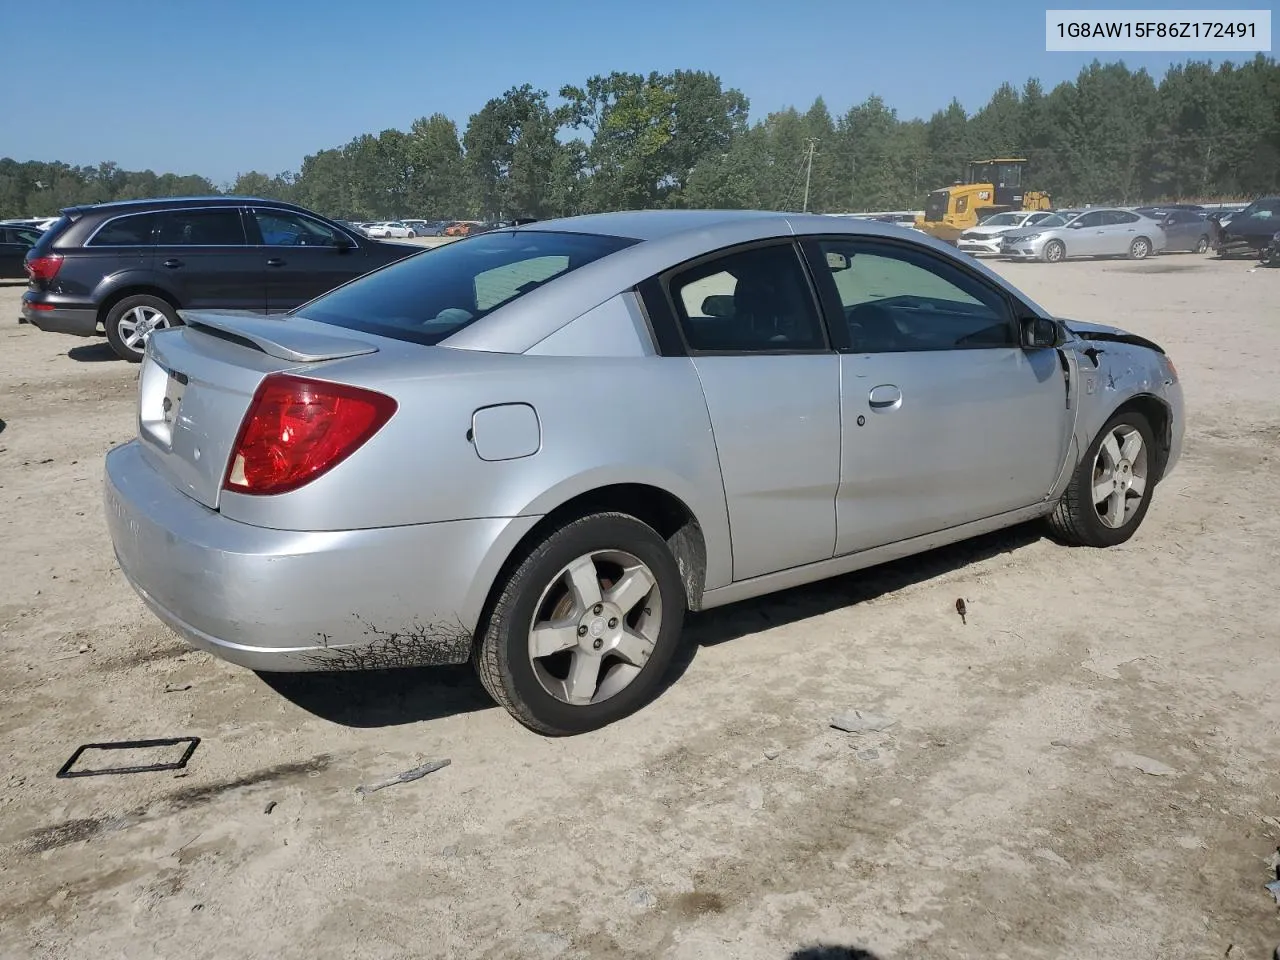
[254,210,344,247]
[668,243,826,353]
[812,239,1014,353]
[155,208,247,245]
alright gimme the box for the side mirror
[1021,317,1058,349]
[825,251,850,271]
[1067,221,1084,229]
[333,236,355,252]
[701,294,735,318]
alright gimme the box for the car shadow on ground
[789,947,884,960]
[67,342,118,363]
[263,522,1044,730]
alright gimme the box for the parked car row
[957,206,1217,263]
[20,197,421,360]
[1208,196,1280,258]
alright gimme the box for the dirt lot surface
[1,255,1278,960]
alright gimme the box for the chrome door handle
[868,384,902,411]
[266,258,285,267]
[162,258,183,268]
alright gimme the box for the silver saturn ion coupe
[104,211,1184,735]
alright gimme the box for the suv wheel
[105,295,181,362]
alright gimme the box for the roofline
[58,195,312,216]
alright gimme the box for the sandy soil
[1,254,1278,960]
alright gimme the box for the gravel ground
[1,253,1278,960]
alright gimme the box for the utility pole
[802,138,819,212]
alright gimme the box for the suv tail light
[25,254,64,282]
[224,374,397,496]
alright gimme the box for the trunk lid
[137,312,380,508]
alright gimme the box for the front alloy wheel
[1048,411,1157,547]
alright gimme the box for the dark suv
[22,196,421,360]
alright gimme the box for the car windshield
[298,229,637,346]
[981,213,1022,226]
[1239,198,1280,220]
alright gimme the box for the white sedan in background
[958,211,1057,256]
[365,221,417,239]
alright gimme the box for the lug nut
[608,617,618,629]
[592,638,603,650]
[577,625,588,637]
[592,603,603,615]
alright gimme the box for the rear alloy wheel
[1129,236,1152,260]
[475,512,686,735]
[1195,235,1210,254]
[1043,240,1066,263]
[104,294,181,362]
[1048,411,1156,547]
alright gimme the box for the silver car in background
[956,210,1056,256]
[1001,208,1167,262]
[104,211,1184,735]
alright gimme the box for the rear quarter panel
[217,346,734,591]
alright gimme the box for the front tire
[1129,236,1152,260]
[474,512,687,735]
[104,294,181,362]
[1048,411,1156,547]
[1194,235,1210,254]
[1043,240,1066,263]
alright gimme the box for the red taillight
[25,254,63,282]
[26,302,55,312]
[223,374,397,496]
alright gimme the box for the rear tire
[474,512,687,736]
[1048,411,1156,548]
[1195,235,1209,254]
[1129,237,1152,260]
[104,294,181,363]
[1043,240,1065,263]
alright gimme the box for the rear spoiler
[181,311,380,363]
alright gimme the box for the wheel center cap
[589,617,606,638]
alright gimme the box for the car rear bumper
[22,293,99,336]
[104,440,540,672]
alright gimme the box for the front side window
[667,243,826,353]
[155,209,247,246]
[253,210,344,247]
[88,213,156,246]
[300,230,636,345]
[809,239,1014,353]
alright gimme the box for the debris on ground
[164,683,192,693]
[763,748,782,760]
[263,801,277,815]
[956,598,967,624]
[627,887,656,909]
[355,758,450,796]
[1266,880,1280,906]
[1111,751,1176,777]
[831,711,897,734]
[856,748,880,761]
[57,736,200,778]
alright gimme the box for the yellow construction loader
[914,159,1051,244]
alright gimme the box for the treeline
[3,56,1277,222]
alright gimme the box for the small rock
[1033,847,1071,868]
[77,645,89,654]
[831,710,897,734]
[1112,751,1177,777]
[888,797,903,807]
[1050,739,1071,747]
[442,844,459,858]
[856,748,880,761]
[263,801,277,815]
[191,904,204,912]
[626,887,656,908]
[763,748,782,760]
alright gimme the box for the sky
[2,0,1263,185]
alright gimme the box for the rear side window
[299,230,637,346]
[155,209,247,246]
[88,213,155,246]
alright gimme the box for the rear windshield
[298,230,637,345]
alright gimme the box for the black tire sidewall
[1075,411,1156,546]
[486,514,686,735]
[105,294,180,362]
